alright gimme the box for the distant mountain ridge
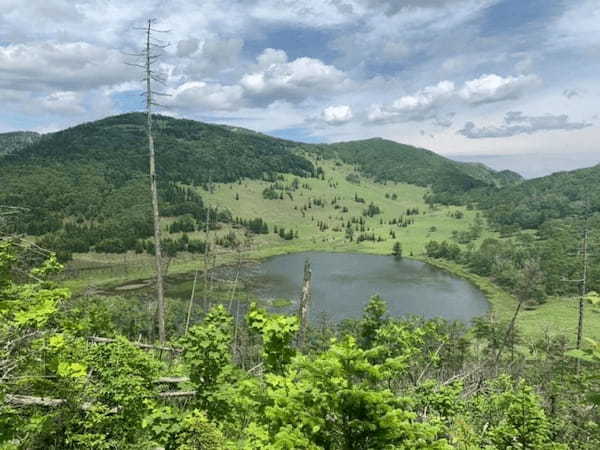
[470,163,600,229]
[0,113,527,232]
[1,112,522,192]
[302,138,522,204]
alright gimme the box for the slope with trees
[303,138,522,197]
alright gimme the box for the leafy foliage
[246,304,299,374]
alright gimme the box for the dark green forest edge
[1,113,600,448]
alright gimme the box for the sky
[1,0,599,177]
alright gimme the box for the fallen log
[5,389,196,407]
[153,377,190,384]
[5,394,65,407]
[88,336,183,353]
[5,395,119,413]
[158,390,196,398]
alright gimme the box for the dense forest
[423,163,600,302]
[1,239,599,448]
[467,165,600,230]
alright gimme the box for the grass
[200,158,494,257]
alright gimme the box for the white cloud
[163,47,349,113]
[381,41,410,60]
[0,42,134,92]
[459,111,592,138]
[368,80,455,123]
[240,49,347,103]
[459,74,541,105]
[367,73,542,125]
[176,38,200,57]
[360,0,472,16]
[40,91,86,115]
[248,0,356,27]
[322,105,353,125]
[184,37,244,75]
[166,81,244,111]
[551,0,600,51]
[257,48,288,67]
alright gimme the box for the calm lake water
[250,252,489,322]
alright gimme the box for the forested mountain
[0,131,41,156]
[0,112,521,257]
[466,164,600,230]
[0,113,316,256]
[304,138,522,197]
[3,113,312,184]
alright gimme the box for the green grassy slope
[302,138,522,193]
[63,157,490,280]
[200,158,491,256]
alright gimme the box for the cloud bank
[459,111,592,139]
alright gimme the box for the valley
[4,3,600,447]
[2,113,599,449]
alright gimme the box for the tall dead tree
[297,259,312,349]
[203,177,212,312]
[577,229,589,350]
[561,227,592,374]
[184,269,199,335]
[128,19,170,343]
[561,219,592,353]
[494,259,542,368]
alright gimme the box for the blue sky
[1,0,599,176]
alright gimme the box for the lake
[249,252,489,322]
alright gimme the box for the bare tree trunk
[494,260,540,369]
[576,229,590,374]
[185,269,199,335]
[494,300,522,368]
[297,259,312,349]
[145,19,166,344]
[228,247,242,312]
[577,229,589,350]
[203,203,210,312]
